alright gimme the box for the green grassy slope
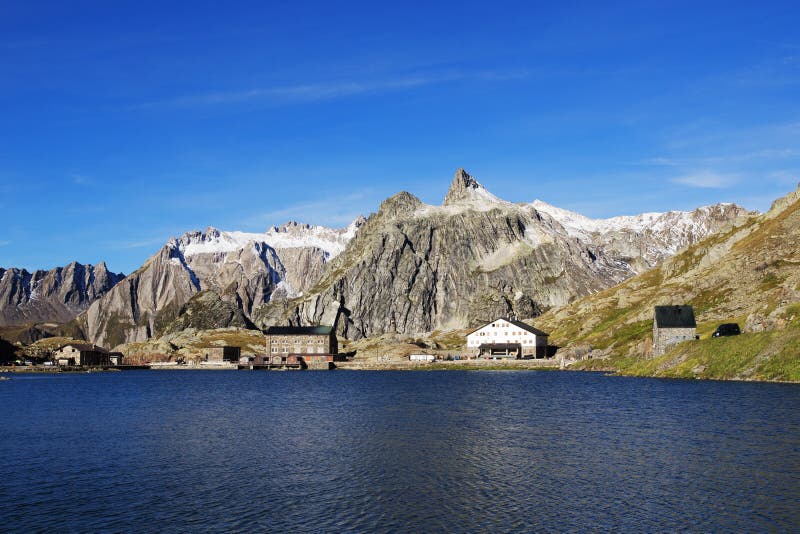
[536,186,800,381]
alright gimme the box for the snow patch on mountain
[530,200,740,239]
[415,185,515,217]
[531,200,666,237]
[178,217,364,259]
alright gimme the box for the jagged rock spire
[443,168,484,206]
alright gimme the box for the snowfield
[178,218,364,260]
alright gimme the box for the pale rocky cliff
[0,261,124,326]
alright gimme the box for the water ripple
[1,371,798,532]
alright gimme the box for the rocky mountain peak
[0,261,124,327]
[204,227,223,238]
[379,191,423,218]
[270,221,313,234]
[443,168,488,205]
[768,181,800,217]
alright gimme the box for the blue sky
[1,1,798,273]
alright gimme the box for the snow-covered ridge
[177,217,365,259]
[530,200,738,238]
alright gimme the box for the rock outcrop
[161,291,254,334]
[0,262,124,326]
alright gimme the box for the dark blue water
[1,371,798,532]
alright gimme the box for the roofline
[263,325,335,335]
[466,317,549,337]
[52,343,109,353]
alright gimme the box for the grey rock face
[161,291,254,334]
[443,168,484,205]
[0,261,124,326]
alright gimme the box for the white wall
[467,319,542,350]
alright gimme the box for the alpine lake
[1,369,798,532]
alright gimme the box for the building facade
[203,346,241,363]
[466,318,549,358]
[53,344,112,366]
[264,326,338,360]
[653,305,697,357]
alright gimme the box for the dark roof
[467,318,549,337]
[478,343,522,350]
[654,305,697,328]
[55,343,109,353]
[264,325,334,336]
[505,318,549,337]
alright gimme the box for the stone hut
[653,305,697,357]
[203,346,241,363]
[53,343,111,366]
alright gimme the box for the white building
[466,318,549,359]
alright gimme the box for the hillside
[536,184,800,381]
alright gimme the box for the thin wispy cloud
[663,120,800,151]
[0,240,11,247]
[640,157,681,167]
[112,237,169,250]
[641,148,800,168]
[768,169,800,185]
[71,174,94,186]
[733,54,800,87]
[139,69,528,109]
[244,192,372,229]
[672,171,739,188]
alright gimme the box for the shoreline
[2,361,798,383]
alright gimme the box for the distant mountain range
[1,169,749,348]
[0,262,124,327]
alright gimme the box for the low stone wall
[336,358,561,371]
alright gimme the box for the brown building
[653,305,697,357]
[263,326,338,363]
[53,344,112,366]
